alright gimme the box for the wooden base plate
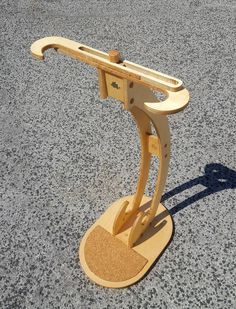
[79,195,174,288]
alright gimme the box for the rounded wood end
[108,49,121,63]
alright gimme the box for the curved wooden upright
[31,37,190,288]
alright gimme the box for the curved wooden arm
[31,36,108,61]
[144,88,190,115]
[31,36,189,115]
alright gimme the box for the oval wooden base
[79,195,174,288]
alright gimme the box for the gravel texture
[0,0,235,308]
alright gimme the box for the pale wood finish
[79,195,173,288]
[97,69,108,99]
[31,36,189,114]
[111,83,171,247]
[105,72,125,102]
[147,134,161,156]
[31,36,189,288]
[108,49,121,63]
[112,200,130,235]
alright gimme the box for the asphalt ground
[0,0,235,308]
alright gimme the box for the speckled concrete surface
[0,0,235,308]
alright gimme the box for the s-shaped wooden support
[31,37,189,288]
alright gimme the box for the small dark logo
[111,82,120,89]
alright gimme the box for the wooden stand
[31,37,189,288]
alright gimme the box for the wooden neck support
[31,37,189,288]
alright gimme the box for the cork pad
[79,195,173,288]
[84,225,147,282]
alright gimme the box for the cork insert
[84,225,147,282]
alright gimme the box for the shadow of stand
[135,163,236,281]
[162,163,236,215]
